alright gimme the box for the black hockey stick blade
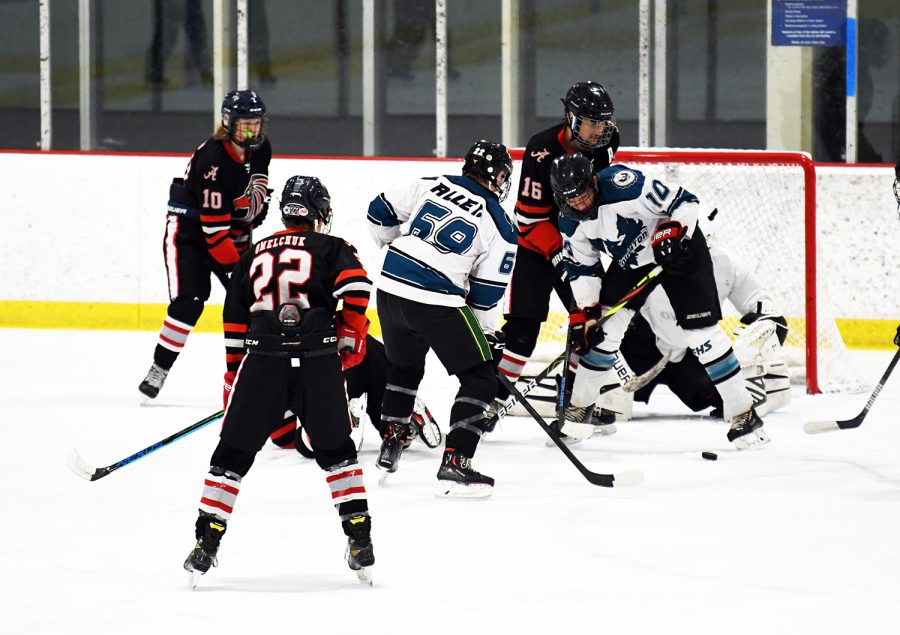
[498,375,643,488]
[67,410,225,481]
[804,347,900,434]
[487,265,665,429]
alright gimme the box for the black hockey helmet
[221,89,268,150]
[562,81,616,150]
[280,175,332,233]
[550,152,599,221]
[462,139,514,202]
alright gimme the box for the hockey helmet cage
[280,175,332,232]
[221,90,268,150]
[462,140,514,202]
[550,152,599,221]
[562,81,616,150]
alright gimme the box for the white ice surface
[3,329,900,634]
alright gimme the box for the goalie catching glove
[568,305,605,354]
[335,311,369,370]
[232,174,272,227]
[651,221,692,275]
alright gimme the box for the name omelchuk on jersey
[255,234,309,253]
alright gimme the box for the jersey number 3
[249,248,313,311]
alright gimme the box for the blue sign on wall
[772,0,846,46]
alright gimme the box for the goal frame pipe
[508,148,819,394]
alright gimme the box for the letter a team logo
[203,165,219,181]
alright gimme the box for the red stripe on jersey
[335,268,368,284]
[342,296,369,308]
[200,497,234,514]
[225,353,245,363]
[516,202,553,214]
[200,212,230,223]
[224,322,248,333]
[331,486,367,499]
[204,479,240,496]
[326,468,363,483]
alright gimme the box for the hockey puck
[701,451,718,461]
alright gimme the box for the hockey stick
[67,410,224,481]
[487,266,664,428]
[498,374,643,487]
[803,347,900,434]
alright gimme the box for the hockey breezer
[804,345,899,434]
[67,410,224,481]
[486,266,664,430]
[498,374,643,488]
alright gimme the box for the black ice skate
[376,422,414,480]
[342,514,375,585]
[183,513,227,589]
[727,407,770,450]
[589,407,618,436]
[435,449,494,499]
[139,362,169,399]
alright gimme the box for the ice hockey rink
[3,328,899,635]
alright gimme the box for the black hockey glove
[568,306,605,354]
[549,248,571,283]
[651,221,692,276]
[484,330,505,367]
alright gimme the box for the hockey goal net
[508,148,862,395]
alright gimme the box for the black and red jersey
[170,136,272,267]
[514,123,619,257]
[222,228,372,373]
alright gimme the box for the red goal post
[506,147,843,395]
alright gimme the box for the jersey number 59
[407,201,477,255]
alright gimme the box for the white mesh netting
[519,149,866,394]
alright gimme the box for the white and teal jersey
[367,174,518,331]
[561,164,704,309]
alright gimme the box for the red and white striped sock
[199,468,241,521]
[158,316,194,354]
[325,460,368,518]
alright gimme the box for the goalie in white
[551,153,770,450]
[597,242,791,421]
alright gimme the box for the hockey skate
[138,362,169,399]
[342,515,375,585]
[435,449,494,499]
[547,404,595,446]
[589,407,618,436]
[726,407,770,450]
[376,422,415,482]
[183,513,227,589]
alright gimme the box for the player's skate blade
[188,569,202,590]
[434,481,493,499]
[729,427,770,450]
